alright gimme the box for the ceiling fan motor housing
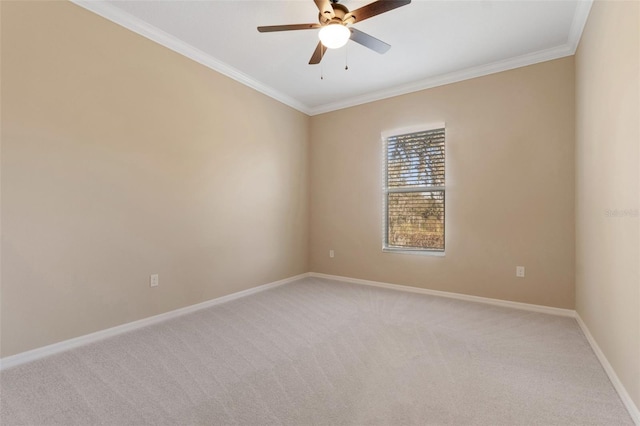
[319,3,354,26]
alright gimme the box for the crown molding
[308,0,593,116]
[71,0,593,117]
[568,0,594,53]
[307,43,576,115]
[70,0,312,115]
[309,0,592,115]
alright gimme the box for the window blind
[385,128,445,251]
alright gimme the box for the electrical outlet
[329,250,334,258]
[516,266,525,278]
[150,274,159,287]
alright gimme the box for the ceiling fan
[257,0,411,65]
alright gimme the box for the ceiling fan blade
[350,28,391,54]
[314,0,335,20]
[258,23,321,32]
[309,41,326,64]
[349,0,411,23]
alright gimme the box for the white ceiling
[72,0,592,115]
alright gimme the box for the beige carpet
[0,277,633,425]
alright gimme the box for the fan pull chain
[320,45,325,80]
[345,44,349,71]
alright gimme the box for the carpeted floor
[0,277,633,425]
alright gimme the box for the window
[383,126,445,253]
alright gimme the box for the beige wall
[0,1,309,357]
[575,0,640,411]
[309,57,576,309]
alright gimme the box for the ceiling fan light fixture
[318,24,350,49]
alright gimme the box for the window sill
[382,248,445,257]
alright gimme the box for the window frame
[382,123,446,256]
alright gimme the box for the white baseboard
[575,314,640,425]
[311,272,639,423]
[310,272,639,424]
[309,272,576,317]
[0,273,310,371]
[3,271,637,425]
